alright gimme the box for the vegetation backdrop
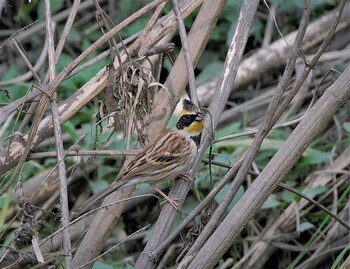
[0,0,350,268]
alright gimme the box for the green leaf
[20,0,36,15]
[213,152,237,167]
[300,149,331,167]
[330,245,350,269]
[302,185,328,198]
[92,261,114,269]
[0,67,28,103]
[334,63,347,73]
[215,122,241,140]
[166,115,179,129]
[215,184,244,211]
[119,0,141,17]
[250,18,264,43]
[210,24,227,41]
[89,179,109,194]
[261,194,280,209]
[81,123,95,149]
[56,53,74,73]
[21,161,42,180]
[181,196,200,218]
[98,165,116,180]
[222,0,242,22]
[270,129,290,140]
[37,0,64,19]
[282,190,297,203]
[197,50,220,70]
[120,18,148,37]
[217,137,283,150]
[298,222,314,232]
[0,232,15,256]
[343,122,350,133]
[196,61,224,85]
[82,38,92,52]
[0,196,10,227]
[62,120,78,141]
[67,27,81,43]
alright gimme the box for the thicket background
[0,0,350,268]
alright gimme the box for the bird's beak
[195,113,204,121]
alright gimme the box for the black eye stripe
[183,114,196,122]
[176,113,200,129]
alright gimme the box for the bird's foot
[154,187,181,210]
[178,172,193,182]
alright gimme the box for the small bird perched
[74,99,204,215]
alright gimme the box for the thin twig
[273,0,347,123]
[214,90,316,144]
[25,108,308,160]
[134,1,229,267]
[0,0,167,195]
[152,160,242,258]
[76,225,151,269]
[17,97,39,133]
[152,159,350,258]
[262,5,276,47]
[0,41,48,86]
[11,39,41,82]
[45,0,72,267]
[279,183,350,231]
[183,0,310,263]
[28,111,119,204]
[0,112,15,142]
[132,1,168,55]
[92,0,120,57]
[54,0,81,63]
[171,0,198,105]
[185,0,348,266]
[39,194,158,248]
[214,114,304,143]
[29,149,139,159]
[263,0,292,51]
[66,33,138,79]
[185,1,271,263]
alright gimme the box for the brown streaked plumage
[121,128,196,183]
[73,99,204,216]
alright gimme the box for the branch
[171,0,198,105]
[196,2,350,106]
[0,0,167,190]
[187,11,349,269]
[71,1,204,267]
[45,0,72,267]
[134,0,259,268]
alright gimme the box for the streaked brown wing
[122,129,193,182]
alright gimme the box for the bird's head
[176,99,204,137]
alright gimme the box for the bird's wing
[122,128,193,181]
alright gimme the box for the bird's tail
[71,179,127,219]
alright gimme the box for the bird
[73,99,204,216]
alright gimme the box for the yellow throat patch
[186,120,204,135]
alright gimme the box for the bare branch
[45,0,72,267]
[186,1,349,266]
[171,0,198,105]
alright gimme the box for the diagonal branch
[134,0,259,268]
[186,0,348,267]
[171,0,198,105]
[44,0,72,268]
